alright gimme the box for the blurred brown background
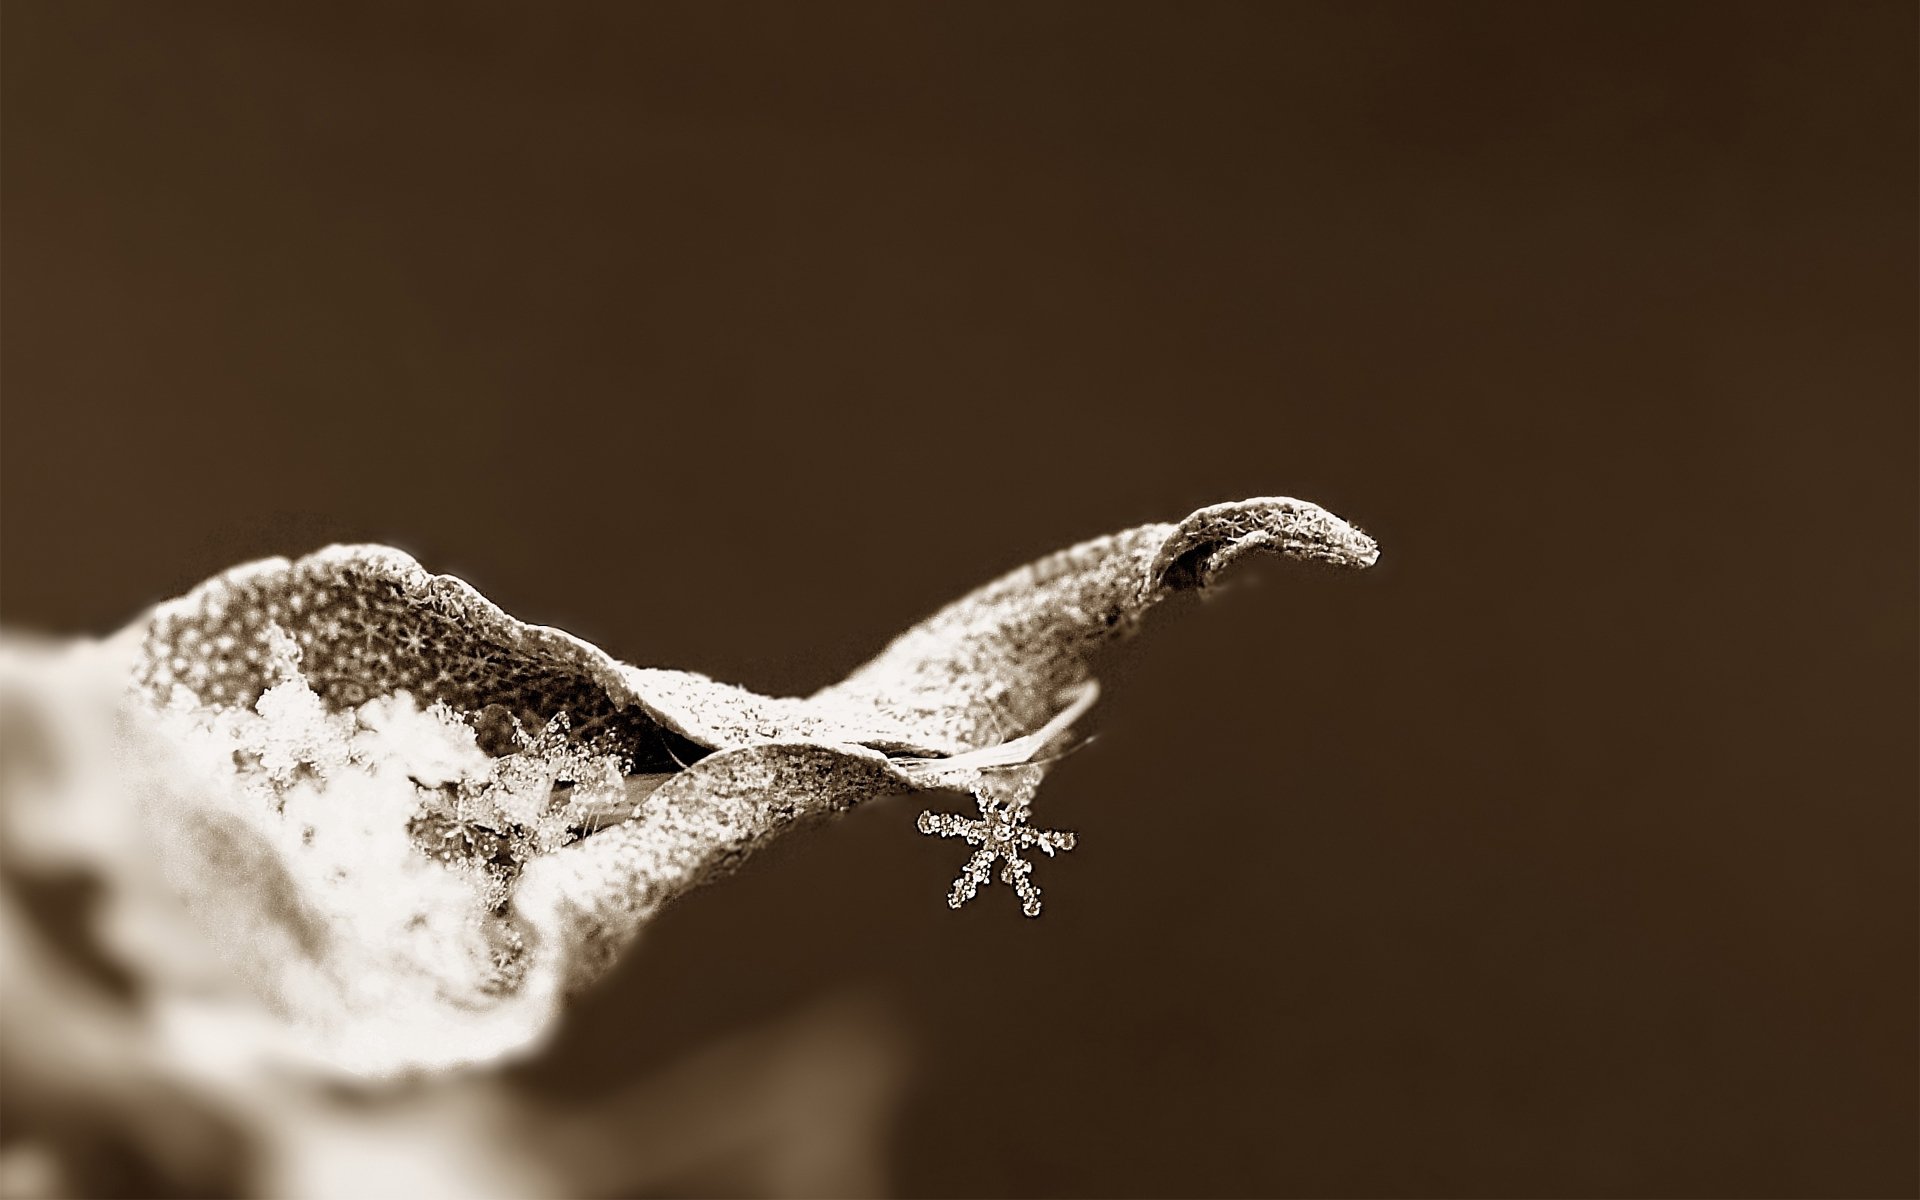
[3,2,1914,1196]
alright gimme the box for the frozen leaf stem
[116,495,1376,1073]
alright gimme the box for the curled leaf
[105,495,1375,1074]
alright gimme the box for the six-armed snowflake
[916,765,1077,917]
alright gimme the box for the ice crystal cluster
[148,625,641,1052]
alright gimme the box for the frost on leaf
[915,765,1077,917]
[105,495,1375,1074]
[147,623,645,1066]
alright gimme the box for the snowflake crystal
[916,765,1077,917]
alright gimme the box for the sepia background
[3,2,1914,1196]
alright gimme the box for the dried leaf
[105,494,1375,1074]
